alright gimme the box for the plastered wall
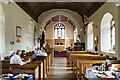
[0,2,5,59]
[1,2,37,59]
[88,2,119,58]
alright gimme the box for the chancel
[0,0,120,80]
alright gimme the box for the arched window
[54,23,65,39]
[101,13,115,52]
[87,22,94,50]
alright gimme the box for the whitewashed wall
[88,2,119,58]
[1,2,37,59]
[0,2,5,60]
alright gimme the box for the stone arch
[0,2,5,59]
[38,9,81,31]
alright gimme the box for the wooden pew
[1,60,38,79]
[68,52,116,71]
[21,55,51,79]
[10,63,39,79]
[1,60,10,69]
[46,51,53,71]
[67,51,88,64]
[1,50,54,80]
[30,60,43,80]
[0,60,10,75]
[67,51,116,66]
[77,60,120,80]
[67,51,98,65]
[77,60,105,80]
[69,53,112,72]
[26,51,34,56]
[67,51,117,80]
[24,50,54,77]
[22,55,43,79]
[22,54,48,78]
[22,56,34,61]
[1,60,41,80]
[44,51,54,78]
[42,51,54,78]
[31,55,48,79]
[111,60,120,69]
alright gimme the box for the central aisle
[46,57,76,80]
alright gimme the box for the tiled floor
[46,57,76,80]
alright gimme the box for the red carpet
[54,51,67,57]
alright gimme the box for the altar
[54,45,65,51]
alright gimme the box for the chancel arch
[44,14,76,51]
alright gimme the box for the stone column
[117,6,120,60]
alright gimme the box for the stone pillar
[117,6,120,60]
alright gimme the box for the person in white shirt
[38,50,47,56]
[10,50,30,65]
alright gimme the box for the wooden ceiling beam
[35,2,88,21]
[16,2,38,22]
[16,2,105,22]
[32,2,47,12]
[87,2,105,17]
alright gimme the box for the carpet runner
[54,51,67,57]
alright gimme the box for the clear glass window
[54,23,65,39]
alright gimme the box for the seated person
[32,50,38,57]
[32,50,47,62]
[16,49,21,55]
[8,51,15,60]
[38,50,47,56]
[41,44,47,52]
[20,50,26,58]
[68,44,73,51]
[10,50,30,65]
[95,44,98,53]
[4,56,8,60]
[46,44,50,50]
[46,44,53,52]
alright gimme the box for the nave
[1,1,120,80]
[46,57,76,80]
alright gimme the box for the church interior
[0,0,120,80]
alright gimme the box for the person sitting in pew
[41,44,47,52]
[32,50,47,57]
[68,44,74,51]
[8,51,15,60]
[20,50,26,58]
[4,56,8,60]
[32,50,38,57]
[10,50,30,65]
[38,50,47,56]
